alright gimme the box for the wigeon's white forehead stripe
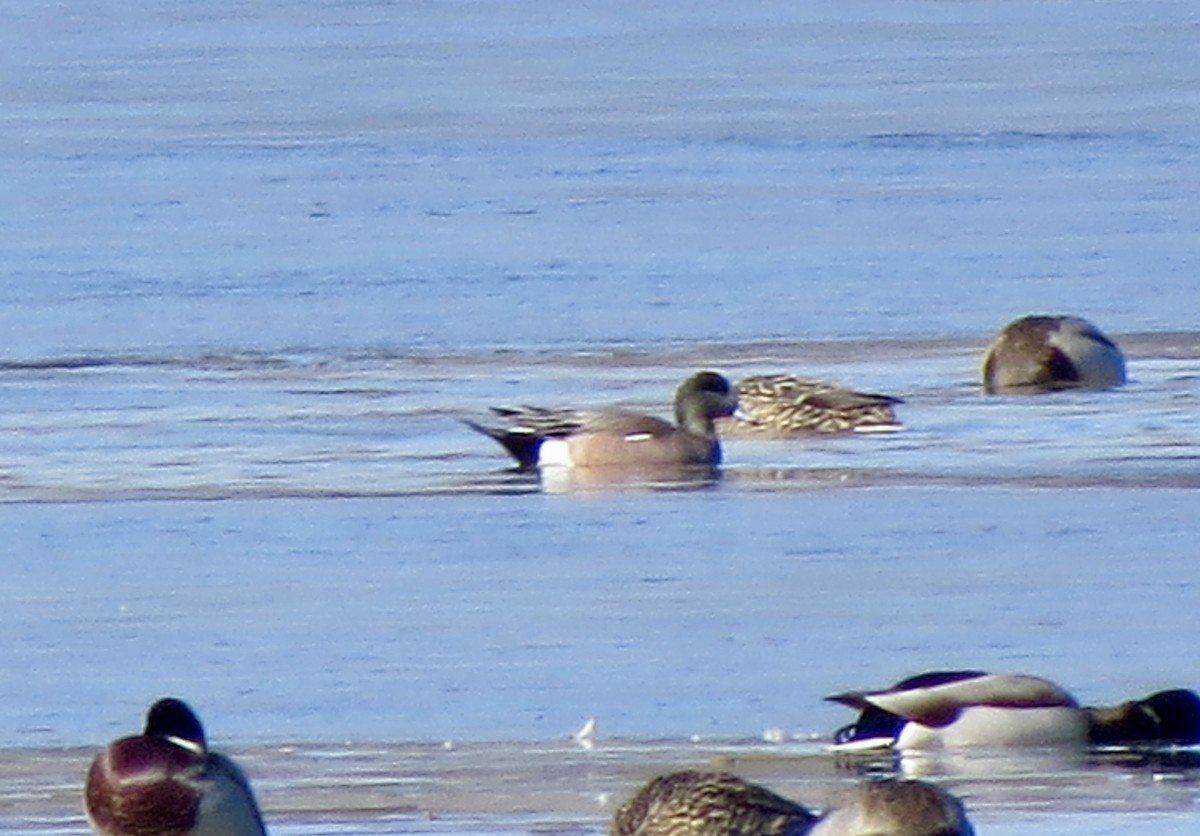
[165,735,204,755]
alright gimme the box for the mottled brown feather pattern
[809,780,975,836]
[612,771,815,836]
[717,375,902,436]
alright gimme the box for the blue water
[6,488,1200,746]
[4,2,1200,359]
[4,1,1200,833]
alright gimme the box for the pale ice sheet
[6,484,1200,747]
[5,739,1200,835]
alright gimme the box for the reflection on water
[537,465,723,495]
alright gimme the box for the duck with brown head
[808,780,974,836]
[610,771,975,836]
[85,697,267,836]
[981,315,1126,393]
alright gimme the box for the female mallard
[463,371,738,469]
[85,698,268,836]
[808,780,974,836]
[611,771,815,836]
[610,771,974,836]
[715,374,902,436]
[981,315,1126,393]
[829,671,1200,751]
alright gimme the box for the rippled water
[5,1,1200,834]
[2,334,1198,501]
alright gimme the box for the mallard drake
[85,698,267,836]
[808,780,974,836]
[716,374,902,436]
[611,771,815,836]
[463,371,738,469]
[981,315,1126,393]
[829,671,1200,751]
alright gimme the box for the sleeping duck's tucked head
[85,698,267,836]
[981,314,1126,394]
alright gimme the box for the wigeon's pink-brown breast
[85,736,200,836]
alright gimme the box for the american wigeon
[829,671,1200,752]
[611,771,815,836]
[716,374,903,436]
[981,315,1127,393]
[808,780,974,836]
[85,698,268,836]
[463,371,738,470]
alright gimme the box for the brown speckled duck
[808,780,974,836]
[611,771,815,836]
[716,374,902,437]
[611,771,975,836]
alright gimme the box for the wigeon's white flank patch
[853,423,904,434]
[828,734,894,753]
[622,432,653,443]
[537,438,573,467]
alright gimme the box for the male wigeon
[610,771,815,836]
[981,315,1126,393]
[85,697,268,836]
[829,670,1200,751]
[464,371,738,470]
[807,780,974,836]
[716,374,902,436]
